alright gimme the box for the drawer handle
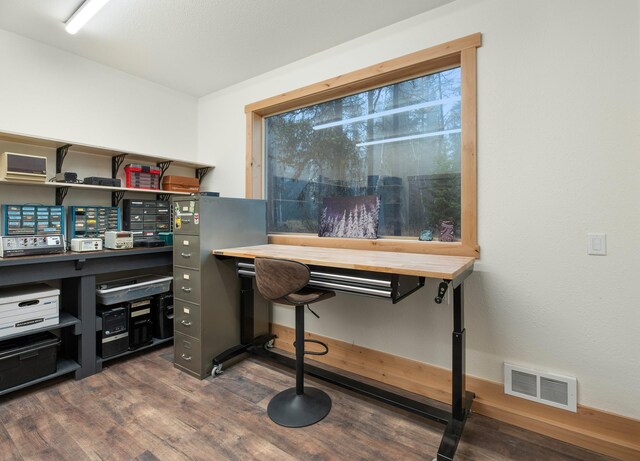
[182,219,191,224]
[181,354,192,361]
[181,252,191,258]
[181,320,192,326]
[181,287,192,293]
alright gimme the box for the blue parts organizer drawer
[3,205,64,236]
[68,206,120,239]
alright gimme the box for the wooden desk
[213,244,474,280]
[213,244,475,461]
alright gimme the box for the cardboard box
[0,284,59,338]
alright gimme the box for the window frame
[245,33,481,258]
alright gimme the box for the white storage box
[96,275,172,305]
[0,284,59,338]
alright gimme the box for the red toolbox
[124,164,161,190]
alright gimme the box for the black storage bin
[0,331,60,391]
[152,293,173,339]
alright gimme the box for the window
[246,34,480,257]
[266,67,461,239]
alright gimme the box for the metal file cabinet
[172,196,268,379]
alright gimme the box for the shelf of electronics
[0,130,215,205]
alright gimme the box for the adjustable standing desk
[213,244,475,461]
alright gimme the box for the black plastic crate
[0,331,60,391]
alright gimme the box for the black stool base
[267,387,332,428]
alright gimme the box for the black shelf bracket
[112,154,127,178]
[156,161,173,182]
[112,190,126,207]
[55,186,69,205]
[196,167,211,183]
[56,144,72,174]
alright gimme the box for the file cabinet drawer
[174,199,199,235]
[174,300,201,338]
[174,332,202,374]
[174,267,201,304]
[173,235,200,269]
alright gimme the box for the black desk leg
[452,283,466,420]
[212,276,276,370]
[240,276,254,344]
[437,282,474,461]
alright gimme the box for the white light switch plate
[587,233,606,255]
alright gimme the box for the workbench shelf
[0,247,173,397]
[0,357,81,397]
[96,336,173,370]
[0,312,80,343]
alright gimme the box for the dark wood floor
[0,346,612,461]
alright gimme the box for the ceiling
[0,0,454,97]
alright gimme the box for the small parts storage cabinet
[172,196,268,379]
[123,199,170,241]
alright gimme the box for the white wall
[0,28,197,161]
[199,0,640,419]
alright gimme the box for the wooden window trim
[245,33,481,258]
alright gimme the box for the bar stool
[254,257,335,427]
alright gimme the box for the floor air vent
[504,363,577,412]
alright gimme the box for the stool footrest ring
[293,339,329,356]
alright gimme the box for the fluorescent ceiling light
[65,0,111,35]
[312,96,460,131]
[356,128,461,148]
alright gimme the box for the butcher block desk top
[213,244,474,281]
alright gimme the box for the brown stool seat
[280,287,335,306]
[254,257,334,428]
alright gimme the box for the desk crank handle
[434,281,449,304]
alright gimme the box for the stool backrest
[254,257,310,301]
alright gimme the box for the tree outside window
[265,67,462,240]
